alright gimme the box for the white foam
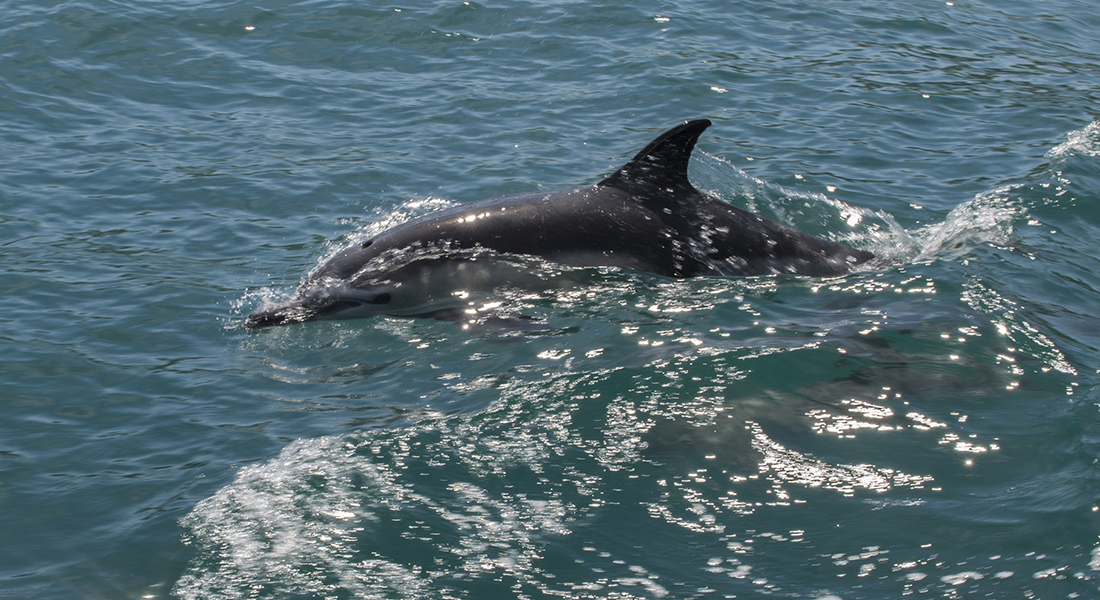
[1046,121,1100,160]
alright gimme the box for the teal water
[2,1,1100,598]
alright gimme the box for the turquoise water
[2,1,1100,598]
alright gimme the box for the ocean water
[2,0,1100,598]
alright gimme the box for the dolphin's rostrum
[244,119,873,329]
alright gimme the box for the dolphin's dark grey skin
[244,119,873,329]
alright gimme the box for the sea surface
[3,1,1100,598]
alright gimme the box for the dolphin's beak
[242,308,289,329]
[242,303,315,330]
[242,297,370,329]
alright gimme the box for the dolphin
[243,119,873,329]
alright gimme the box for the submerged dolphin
[244,119,872,329]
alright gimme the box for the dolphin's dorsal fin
[599,119,711,197]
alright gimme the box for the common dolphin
[244,119,872,329]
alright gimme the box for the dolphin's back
[317,119,870,282]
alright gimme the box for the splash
[910,184,1025,263]
[1046,121,1100,160]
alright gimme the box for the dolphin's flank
[243,119,873,329]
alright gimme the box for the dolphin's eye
[371,293,392,305]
